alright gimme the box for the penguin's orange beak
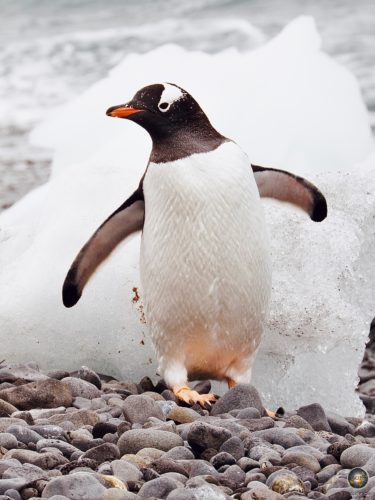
[106,105,144,118]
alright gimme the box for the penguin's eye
[158,102,170,112]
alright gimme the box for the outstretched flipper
[62,189,145,308]
[251,164,327,222]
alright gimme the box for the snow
[0,16,374,416]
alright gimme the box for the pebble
[118,429,183,454]
[187,421,232,452]
[81,443,120,463]
[0,380,73,411]
[0,434,17,450]
[0,365,373,500]
[137,476,181,498]
[41,471,106,499]
[167,406,201,423]
[297,404,331,432]
[210,384,264,416]
[122,395,165,424]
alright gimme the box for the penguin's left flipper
[251,164,327,222]
[62,189,145,308]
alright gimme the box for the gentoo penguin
[62,83,327,406]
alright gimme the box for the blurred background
[0,0,374,211]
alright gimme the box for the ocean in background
[0,0,374,210]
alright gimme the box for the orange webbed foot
[173,385,217,408]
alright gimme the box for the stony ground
[0,357,374,500]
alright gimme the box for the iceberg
[0,17,373,416]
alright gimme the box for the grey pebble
[118,429,183,454]
[0,433,18,450]
[36,439,79,457]
[252,428,306,448]
[81,442,120,463]
[61,377,101,400]
[245,471,267,484]
[281,451,321,472]
[340,443,375,468]
[235,407,261,419]
[7,425,42,445]
[219,436,245,460]
[102,489,137,499]
[163,446,195,461]
[187,421,232,452]
[297,404,331,432]
[3,490,21,500]
[0,379,73,411]
[0,419,28,432]
[211,452,236,469]
[211,384,264,416]
[2,463,47,481]
[29,425,65,440]
[41,471,106,499]
[0,479,29,495]
[138,476,182,498]
[3,449,69,469]
[284,415,314,431]
[166,483,228,499]
[122,395,165,424]
[111,459,142,482]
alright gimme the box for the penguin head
[106,83,212,140]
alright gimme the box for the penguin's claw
[173,385,217,407]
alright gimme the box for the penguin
[62,83,327,406]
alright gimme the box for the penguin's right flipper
[62,189,145,308]
[251,164,327,222]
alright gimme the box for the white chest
[140,141,272,373]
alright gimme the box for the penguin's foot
[173,385,217,408]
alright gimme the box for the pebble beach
[0,328,373,500]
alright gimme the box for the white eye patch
[158,83,184,112]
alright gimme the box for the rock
[167,407,200,423]
[48,409,99,428]
[326,490,351,500]
[211,384,264,416]
[7,425,42,445]
[111,460,142,482]
[3,464,47,481]
[3,449,69,469]
[222,463,246,486]
[355,420,375,437]
[92,422,117,439]
[36,439,80,457]
[0,478,29,495]
[163,447,195,461]
[151,458,188,477]
[316,464,342,483]
[75,366,102,389]
[0,400,17,417]
[3,490,21,500]
[0,418,28,432]
[187,422,232,453]
[296,404,331,432]
[0,363,48,382]
[340,444,375,468]
[122,395,165,424]
[166,483,227,499]
[211,452,236,469]
[0,434,17,450]
[29,425,65,440]
[252,428,306,448]
[138,476,181,498]
[219,436,245,460]
[61,377,101,400]
[267,470,305,495]
[81,443,120,464]
[29,407,66,420]
[284,415,314,431]
[0,380,73,410]
[241,417,274,432]
[186,459,218,477]
[242,486,283,499]
[102,489,137,499]
[236,407,261,419]
[41,472,106,499]
[118,429,183,455]
[325,412,354,436]
[281,451,321,473]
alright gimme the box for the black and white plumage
[63,83,327,405]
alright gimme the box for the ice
[0,17,374,416]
